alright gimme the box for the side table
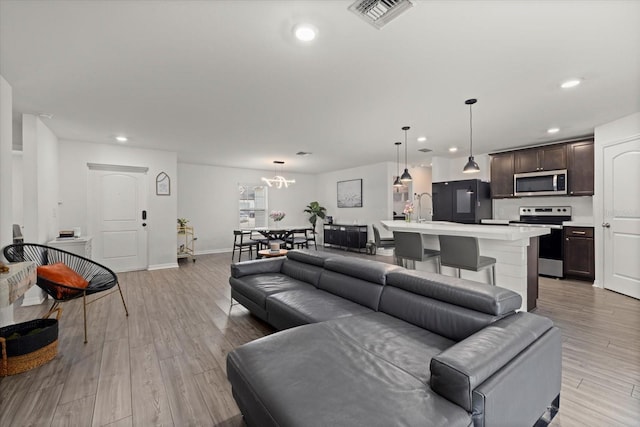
[257,249,288,259]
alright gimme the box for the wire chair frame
[3,243,129,343]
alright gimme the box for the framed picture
[156,172,170,195]
[337,179,362,208]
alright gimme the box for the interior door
[88,166,148,272]
[603,138,640,299]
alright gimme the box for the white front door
[603,137,640,299]
[88,166,148,272]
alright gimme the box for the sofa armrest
[230,258,284,278]
[430,312,555,412]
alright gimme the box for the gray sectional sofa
[227,250,561,427]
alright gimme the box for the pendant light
[400,126,412,183]
[261,161,296,189]
[393,142,403,187]
[463,98,480,173]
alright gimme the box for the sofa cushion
[229,274,314,309]
[266,289,373,330]
[322,312,455,384]
[286,249,333,267]
[379,285,504,342]
[227,323,472,427]
[280,258,324,287]
[386,270,521,316]
[323,256,401,285]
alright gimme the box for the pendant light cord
[469,103,473,157]
[404,129,408,169]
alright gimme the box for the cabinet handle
[572,231,586,235]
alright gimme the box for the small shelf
[177,226,197,262]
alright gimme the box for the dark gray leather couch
[227,250,561,427]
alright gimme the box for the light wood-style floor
[1,250,639,427]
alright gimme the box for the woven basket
[0,308,61,377]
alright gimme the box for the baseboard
[147,263,179,271]
[195,248,232,255]
[592,279,603,288]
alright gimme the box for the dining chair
[393,231,441,272]
[285,229,309,249]
[438,235,496,285]
[232,230,259,262]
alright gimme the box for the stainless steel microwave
[513,169,567,197]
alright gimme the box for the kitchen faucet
[414,192,433,222]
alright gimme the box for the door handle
[602,223,610,228]
[142,210,147,220]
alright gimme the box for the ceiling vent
[418,148,432,153]
[348,0,415,29]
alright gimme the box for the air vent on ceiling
[418,148,432,153]
[348,0,415,29]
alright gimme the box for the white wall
[177,163,316,253]
[315,162,395,241]
[21,114,59,244]
[432,154,490,183]
[593,112,640,288]
[58,140,178,269]
[0,75,12,252]
[12,152,23,226]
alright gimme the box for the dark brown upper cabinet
[514,144,567,173]
[490,152,515,198]
[567,139,594,196]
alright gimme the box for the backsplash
[493,196,594,223]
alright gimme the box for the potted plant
[303,201,327,234]
[177,218,189,232]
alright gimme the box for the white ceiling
[1,0,639,174]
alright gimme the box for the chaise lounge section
[227,250,561,427]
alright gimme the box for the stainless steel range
[509,206,571,278]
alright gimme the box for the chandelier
[261,160,295,189]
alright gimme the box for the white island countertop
[380,220,550,240]
[380,220,549,312]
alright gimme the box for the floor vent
[348,0,415,29]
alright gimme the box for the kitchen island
[380,220,550,311]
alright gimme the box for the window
[239,184,267,228]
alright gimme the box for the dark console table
[323,224,368,252]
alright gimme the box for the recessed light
[547,128,560,134]
[560,79,581,89]
[417,136,427,142]
[115,136,128,142]
[294,24,317,42]
[449,147,458,152]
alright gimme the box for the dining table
[242,226,313,249]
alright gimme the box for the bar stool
[372,224,395,250]
[393,231,441,272]
[438,235,496,285]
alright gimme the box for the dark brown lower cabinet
[563,227,595,281]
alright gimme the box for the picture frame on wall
[156,172,170,195]
[337,179,362,208]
